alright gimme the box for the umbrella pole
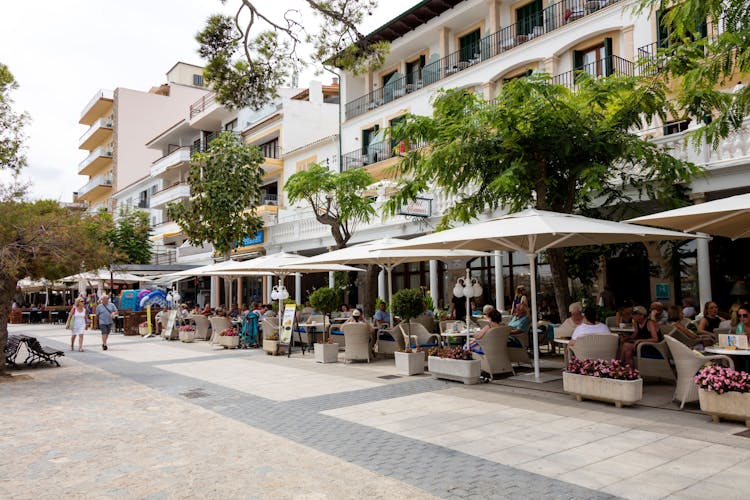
[465,268,471,349]
[529,254,540,381]
[386,265,394,329]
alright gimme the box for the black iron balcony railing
[344,0,626,120]
[341,138,427,170]
[190,131,241,155]
[189,92,217,118]
[551,55,635,89]
[260,193,278,205]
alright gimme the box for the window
[657,8,707,49]
[573,38,612,79]
[362,125,379,154]
[459,29,481,62]
[405,56,426,85]
[150,185,158,195]
[193,74,204,86]
[516,0,543,36]
[389,116,406,152]
[259,139,279,159]
[138,190,149,208]
[381,71,397,88]
[224,118,238,131]
[663,119,690,136]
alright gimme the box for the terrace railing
[189,92,217,118]
[551,55,635,89]
[341,138,427,170]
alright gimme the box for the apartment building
[275,0,749,309]
[76,62,210,213]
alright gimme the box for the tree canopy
[0,63,27,173]
[167,131,265,259]
[196,1,388,109]
[104,208,153,265]
[384,74,700,312]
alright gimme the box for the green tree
[384,74,700,314]
[105,208,153,265]
[0,63,28,173]
[639,0,750,148]
[196,1,389,109]
[391,288,424,337]
[309,287,340,341]
[167,132,265,261]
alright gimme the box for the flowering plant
[566,358,640,381]
[219,327,238,337]
[694,366,750,394]
[179,325,195,332]
[427,346,473,360]
[139,321,148,328]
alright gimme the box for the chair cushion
[379,333,395,341]
[639,344,665,359]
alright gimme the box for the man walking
[96,294,118,350]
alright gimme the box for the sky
[0,0,418,202]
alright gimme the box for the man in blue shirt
[374,301,391,327]
[95,295,118,351]
[508,302,530,347]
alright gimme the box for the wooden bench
[4,335,24,368]
[22,336,64,367]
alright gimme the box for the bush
[391,288,424,323]
[427,346,473,360]
[309,287,340,315]
[566,358,639,381]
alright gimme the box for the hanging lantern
[472,279,483,298]
[453,278,464,298]
[281,287,290,300]
[463,280,475,298]
[270,286,280,301]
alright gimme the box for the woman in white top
[68,297,90,352]
[569,306,611,347]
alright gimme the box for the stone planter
[395,351,424,376]
[179,330,195,343]
[218,335,239,349]
[263,339,279,356]
[314,343,339,363]
[698,388,750,426]
[563,372,643,408]
[139,326,150,336]
[428,356,481,385]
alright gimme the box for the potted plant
[309,287,340,363]
[178,324,195,343]
[695,366,750,426]
[427,346,481,385]
[391,288,425,338]
[218,327,239,349]
[563,358,642,408]
[395,347,424,375]
[139,321,150,336]
[263,332,280,355]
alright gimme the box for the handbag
[65,308,74,330]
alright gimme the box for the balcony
[77,174,113,201]
[188,92,234,130]
[79,117,113,150]
[151,146,192,177]
[342,139,427,171]
[79,90,114,125]
[78,146,112,176]
[150,182,190,208]
[256,194,279,220]
[344,0,626,120]
[551,55,635,90]
[150,219,182,242]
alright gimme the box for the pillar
[295,273,302,305]
[265,276,273,303]
[494,251,505,312]
[329,271,335,288]
[378,269,386,301]
[429,260,439,312]
[237,277,243,308]
[486,0,500,33]
[439,27,450,58]
[621,26,635,61]
[691,192,713,308]
[210,276,219,308]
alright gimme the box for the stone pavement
[3,324,750,499]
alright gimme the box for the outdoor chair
[664,336,734,408]
[161,314,179,340]
[400,322,441,350]
[605,316,618,329]
[472,326,514,380]
[261,317,279,340]
[188,315,210,340]
[4,335,24,368]
[569,333,619,361]
[23,336,64,367]
[209,316,234,344]
[664,324,712,349]
[440,320,465,346]
[508,328,533,367]
[412,314,436,333]
[341,323,372,363]
[376,325,403,357]
[635,339,676,382]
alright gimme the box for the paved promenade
[3,324,750,499]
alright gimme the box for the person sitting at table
[201,304,212,315]
[154,309,164,335]
[374,301,392,327]
[736,304,750,338]
[338,303,351,319]
[262,304,276,318]
[666,305,712,349]
[469,309,503,354]
[697,301,725,337]
[511,285,528,316]
[650,301,669,325]
[507,302,531,347]
[190,305,201,315]
[228,305,240,319]
[555,302,584,338]
[621,305,660,365]
[569,306,610,348]
[615,301,634,326]
[481,304,495,319]
[179,304,190,322]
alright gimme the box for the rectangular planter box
[179,330,195,343]
[218,336,239,349]
[395,351,424,375]
[314,343,339,363]
[563,372,643,408]
[428,356,480,385]
[263,339,279,355]
[699,388,750,427]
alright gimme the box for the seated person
[666,305,712,348]
[262,304,277,318]
[481,304,495,319]
[569,306,611,348]
[469,309,503,354]
[681,297,696,320]
[615,301,634,326]
[507,302,531,347]
[337,303,351,320]
[554,302,584,338]
[620,305,660,365]
[228,305,240,318]
[650,301,669,325]
[696,301,724,337]
[344,309,376,351]
[201,304,212,315]
[736,304,750,338]
[374,301,392,328]
[179,304,190,322]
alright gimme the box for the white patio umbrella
[627,193,750,240]
[305,238,490,328]
[387,208,704,381]
[204,252,363,335]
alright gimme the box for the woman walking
[68,297,90,352]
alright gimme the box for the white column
[210,276,219,308]
[378,269,386,301]
[328,271,335,288]
[691,192,712,307]
[295,273,302,304]
[266,276,273,303]
[429,260,439,313]
[494,250,505,312]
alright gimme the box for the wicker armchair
[664,336,734,408]
[209,316,233,344]
[261,317,279,340]
[400,322,441,349]
[342,322,372,363]
[635,340,676,382]
[508,328,532,367]
[188,314,210,340]
[472,326,514,380]
[376,325,403,357]
[412,314,436,333]
[569,333,619,361]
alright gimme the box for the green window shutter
[604,37,613,76]
[572,50,583,84]
[459,29,480,61]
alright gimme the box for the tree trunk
[547,248,571,319]
[361,265,379,317]
[0,277,17,375]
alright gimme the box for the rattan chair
[376,325,403,356]
[664,336,734,408]
[261,317,279,340]
[188,314,210,340]
[569,333,619,361]
[400,322,441,349]
[208,316,233,344]
[472,326,514,380]
[341,322,372,363]
[635,339,676,382]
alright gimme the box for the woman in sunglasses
[736,304,750,339]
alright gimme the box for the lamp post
[454,268,482,348]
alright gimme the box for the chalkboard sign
[280,304,296,344]
[162,310,178,339]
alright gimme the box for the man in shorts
[96,294,118,351]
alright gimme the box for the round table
[705,346,750,371]
[440,329,477,349]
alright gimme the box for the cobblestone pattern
[24,331,610,499]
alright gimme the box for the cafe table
[705,346,750,371]
[439,328,477,349]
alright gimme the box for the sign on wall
[399,197,432,217]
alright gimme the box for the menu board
[280,304,296,344]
